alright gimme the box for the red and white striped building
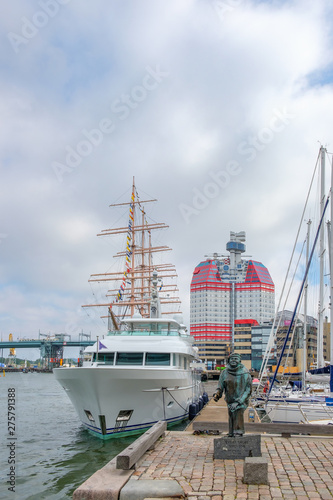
[190,232,275,364]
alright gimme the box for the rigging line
[82,308,106,335]
[135,187,145,213]
[110,185,132,206]
[105,208,129,233]
[281,148,321,288]
[121,304,129,321]
[165,388,188,412]
[134,188,153,250]
[258,237,306,389]
[136,188,152,231]
[281,237,307,313]
[325,149,333,166]
[268,194,330,396]
[258,151,320,386]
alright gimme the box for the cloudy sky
[1,0,333,359]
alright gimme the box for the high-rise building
[190,231,275,366]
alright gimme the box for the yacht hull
[54,366,199,438]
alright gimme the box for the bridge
[0,333,96,369]
[0,340,94,349]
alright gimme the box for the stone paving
[131,431,333,499]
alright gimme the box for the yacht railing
[107,329,189,337]
[264,398,333,424]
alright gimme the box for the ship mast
[130,177,136,317]
[82,178,181,321]
[324,148,333,394]
[318,146,326,369]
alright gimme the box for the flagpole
[96,336,99,363]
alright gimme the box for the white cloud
[1,0,333,348]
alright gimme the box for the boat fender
[198,396,203,411]
[189,403,197,420]
[202,392,209,405]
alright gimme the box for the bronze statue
[213,353,252,437]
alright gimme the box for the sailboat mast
[328,151,333,394]
[303,219,311,392]
[148,230,152,316]
[318,146,326,369]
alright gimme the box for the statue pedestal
[214,434,261,460]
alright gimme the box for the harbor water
[0,371,144,499]
[0,372,211,500]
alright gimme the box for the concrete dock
[73,386,333,500]
[128,430,333,499]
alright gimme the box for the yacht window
[84,410,95,422]
[114,410,133,431]
[116,410,133,422]
[184,357,187,369]
[93,352,114,364]
[116,352,144,365]
[145,353,170,366]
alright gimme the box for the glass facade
[251,325,275,371]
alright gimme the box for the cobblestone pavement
[131,431,333,499]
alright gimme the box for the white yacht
[54,306,202,437]
[54,180,203,438]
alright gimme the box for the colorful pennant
[116,189,135,301]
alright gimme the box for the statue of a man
[213,353,252,437]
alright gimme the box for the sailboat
[255,146,333,424]
[53,179,204,438]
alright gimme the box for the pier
[73,383,333,499]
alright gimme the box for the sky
[1,0,333,360]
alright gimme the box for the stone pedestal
[214,434,261,460]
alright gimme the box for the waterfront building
[233,319,258,370]
[274,310,318,372]
[323,318,331,366]
[190,231,275,366]
[251,323,275,372]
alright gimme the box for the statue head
[227,352,241,368]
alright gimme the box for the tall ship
[53,179,203,438]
